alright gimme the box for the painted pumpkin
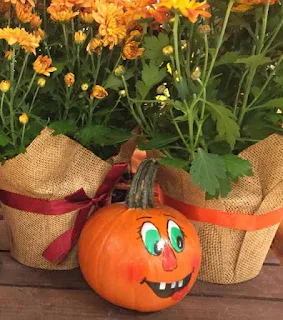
[79,160,201,312]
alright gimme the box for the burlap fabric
[155,134,283,284]
[0,128,135,270]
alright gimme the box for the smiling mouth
[140,271,193,299]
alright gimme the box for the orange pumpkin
[79,160,201,312]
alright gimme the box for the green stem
[102,96,121,125]
[257,0,270,55]
[88,99,98,124]
[10,47,16,92]
[43,0,47,31]
[262,20,283,55]
[18,73,36,107]
[173,14,182,78]
[202,35,209,80]
[77,45,81,75]
[233,69,249,115]
[0,93,6,128]
[94,54,101,85]
[169,108,191,154]
[21,123,26,148]
[63,86,72,120]
[8,101,16,147]
[121,75,145,131]
[29,86,40,112]
[62,24,70,60]
[14,53,29,95]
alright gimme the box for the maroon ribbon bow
[0,163,127,264]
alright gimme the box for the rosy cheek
[122,262,147,282]
[192,256,201,270]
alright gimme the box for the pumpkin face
[79,202,201,312]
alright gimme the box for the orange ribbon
[159,190,283,231]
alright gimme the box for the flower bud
[5,50,14,60]
[162,45,174,56]
[156,95,168,102]
[64,73,75,87]
[81,83,89,91]
[119,89,126,97]
[37,77,46,87]
[74,31,87,44]
[0,80,11,93]
[156,84,166,95]
[19,113,29,125]
[198,24,211,35]
[114,65,126,77]
[191,67,201,81]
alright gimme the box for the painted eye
[141,222,162,256]
[168,220,184,253]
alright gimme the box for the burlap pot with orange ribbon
[0,128,135,270]
[155,134,283,284]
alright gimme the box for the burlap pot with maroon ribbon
[155,134,283,284]
[0,128,135,270]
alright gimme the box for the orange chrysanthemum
[157,0,211,23]
[4,0,35,7]
[90,85,108,99]
[47,5,79,22]
[33,55,57,76]
[93,0,127,49]
[0,27,40,54]
[79,8,95,23]
[86,36,103,55]
[123,40,144,59]
[233,0,278,12]
[15,1,33,23]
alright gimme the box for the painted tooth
[159,282,166,290]
[171,282,176,289]
[178,280,183,287]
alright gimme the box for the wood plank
[0,220,9,250]
[0,287,282,320]
[1,252,283,300]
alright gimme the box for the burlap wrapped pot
[155,134,283,284]
[0,128,135,270]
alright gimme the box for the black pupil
[154,241,162,255]
[177,236,184,249]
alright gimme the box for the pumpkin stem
[126,159,158,209]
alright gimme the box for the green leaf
[221,154,253,182]
[0,132,11,147]
[251,86,261,98]
[143,33,170,64]
[215,52,241,66]
[104,75,123,90]
[190,149,227,196]
[173,100,187,113]
[138,134,180,150]
[49,120,78,136]
[157,157,189,170]
[235,55,271,68]
[136,80,149,100]
[78,125,131,147]
[141,63,167,89]
[256,98,283,109]
[207,102,240,149]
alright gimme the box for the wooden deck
[0,220,283,319]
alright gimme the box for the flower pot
[156,134,283,284]
[0,128,135,270]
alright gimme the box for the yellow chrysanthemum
[30,14,42,29]
[4,50,14,60]
[0,27,40,54]
[74,31,87,44]
[93,0,127,49]
[33,55,57,76]
[79,9,95,23]
[158,0,211,23]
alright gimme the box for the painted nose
[162,244,177,271]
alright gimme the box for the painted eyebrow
[163,214,175,218]
[136,216,152,220]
